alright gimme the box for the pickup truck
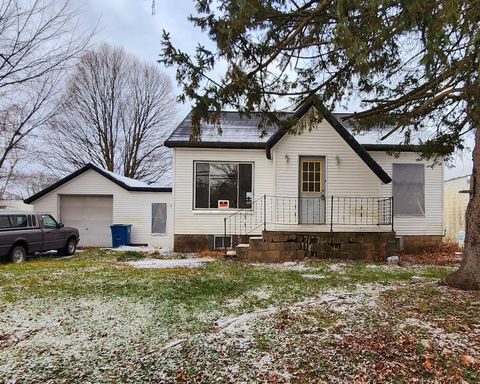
[0,212,79,263]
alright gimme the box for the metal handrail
[224,195,394,254]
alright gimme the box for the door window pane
[393,164,425,216]
[152,203,167,234]
[41,214,57,229]
[301,160,323,193]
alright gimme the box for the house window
[214,235,232,249]
[393,163,425,216]
[301,160,323,193]
[152,203,167,234]
[194,162,253,209]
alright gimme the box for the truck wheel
[62,237,77,256]
[10,245,27,263]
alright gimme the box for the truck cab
[0,212,79,262]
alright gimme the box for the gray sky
[82,0,473,179]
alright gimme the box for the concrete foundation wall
[401,235,443,254]
[261,231,396,262]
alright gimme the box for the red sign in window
[218,200,229,209]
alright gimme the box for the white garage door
[60,195,113,247]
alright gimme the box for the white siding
[371,151,444,236]
[171,121,443,238]
[272,118,382,232]
[173,148,274,235]
[31,170,173,248]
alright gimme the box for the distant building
[444,175,470,244]
[0,199,33,212]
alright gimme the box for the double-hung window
[194,162,253,209]
[392,163,425,216]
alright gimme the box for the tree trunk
[445,126,480,290]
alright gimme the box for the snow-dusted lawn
[0,250,479,383]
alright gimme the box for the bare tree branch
[47,43,176,182]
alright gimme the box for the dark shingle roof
[165,111,417,148]
[164,98,421,184]
[165,111,289,148]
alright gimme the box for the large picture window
[393,163,425,216]
[194,162,253,209]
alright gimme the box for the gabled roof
[24,163,172,204]
[165,97,395,184]
[266,96,392,184]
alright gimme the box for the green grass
[0,250,476,383]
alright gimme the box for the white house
[164,98,443,258]
[25,98,444,259]
[24,164,172,248]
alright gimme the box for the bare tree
[0,0,91,197]
[48,43,176,182]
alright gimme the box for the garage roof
[24,163,172,204]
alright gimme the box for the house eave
[362,144,419,152]
[164,140,267,150]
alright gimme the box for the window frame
[8,214,28,228]
[193,161,254,211]
[151,202,167,235]
[300,159,324,194]
[392,163,426,217]
[213,235,233,249]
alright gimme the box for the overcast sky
[81,0,473,179]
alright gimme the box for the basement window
[194,162,253,209]
[392,163,425,216]
[214,235,232,249]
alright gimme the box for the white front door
[299,157,326,224]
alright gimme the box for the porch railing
[224,195,394,248]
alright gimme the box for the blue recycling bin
[110,224,132,247]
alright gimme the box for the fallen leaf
[461,355,475,367]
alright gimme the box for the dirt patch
[400,242,463,266]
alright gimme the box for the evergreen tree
[161,0,480,290]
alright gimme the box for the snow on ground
[302,273,327,279]
[105,245,172,254]
[251,261,314,271]
[216,283,389,336]
[125,257,215,269]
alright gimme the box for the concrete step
[235,243,250,258]
[249,236,264,247]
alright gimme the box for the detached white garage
[24,164,173,249]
